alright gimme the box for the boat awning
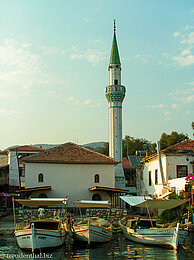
[119,196,188,209]
[89,186,129,193]
[73,200,111,208]
[15,198,68,206]
[15,186,52,193]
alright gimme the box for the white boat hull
[120,222,180,250]
[74,224,112,243]
[15,229,66,251]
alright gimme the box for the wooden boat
[72,200,112,244]
[13,198,68,252]
[119,196,188,250]
[119,217,180,249]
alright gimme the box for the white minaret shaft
[105,21,126,188]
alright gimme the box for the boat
[13,198,68,252]
[72,200,112,244]
[119,196,188,250]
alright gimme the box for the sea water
[0,216,193,260]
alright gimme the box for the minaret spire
[114,19,116,33]
[110,21,120,65]
[105,22,126,189]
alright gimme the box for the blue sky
[0,0,193,150]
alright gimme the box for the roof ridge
[163,138,193,151]
[22,142,120,164]
[72,142,120,162]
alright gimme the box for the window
[155,169,158,185]
[94,174,99,183]
[92,194,101,201]
[177,165,188,178]
[149,171,152,186]
[114,79,118,85]
[38,173,44,182]
[19,166,25,177]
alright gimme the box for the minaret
[105,21,126,188]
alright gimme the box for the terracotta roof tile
[163,139,194,152]
[122,157,131,169]
[23,142,119,165]
[9,146,45,152]
[142,139,194,162]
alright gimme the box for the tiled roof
[23,142,119,165]
[163,139,194,152]
[8,146,45,152]
[142,139,194,162]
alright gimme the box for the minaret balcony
[105,85,126,102]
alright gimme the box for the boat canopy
[119,196,188,209]
[15,198,68,206]
[73,200,110,208]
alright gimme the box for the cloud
[169,87,194,103]
[69,48,106,64]
[172,54,194,66]
[66,97,75,102]
[66,96,104,108]
[185,110,191,114]
[171,104,178,109]
[0,38,64,98]
[173,32,180,38]
[40,46,61,55]
[164,117,172,121]
[180,95,194,103]
[171,25,194,67]
[165,111,170,116]
[147,104,165,108]
[89,39,102,44]
[83,99,93,105]
[0,107,20,116]
[181,49,192,56]
[180,33,194,45]
[135,54,151,64]
[185,81,194,86]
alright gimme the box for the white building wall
[25,163,115,203]
[166,155,193,180]
[142,158,165,196]
[139,153,194,197]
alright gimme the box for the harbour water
[0,216,193,260]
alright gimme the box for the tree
[98,142,109,156]
[123,135,151,157]
[192,122,194,130]
[160,131,188,150]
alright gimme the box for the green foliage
[169,192,179,199]
[192,122,194,130]
[98,142,109,156]
[160,131,188,150]
[158,207,180,224]
[123,135,151,156]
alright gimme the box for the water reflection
[0,223,193,260]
